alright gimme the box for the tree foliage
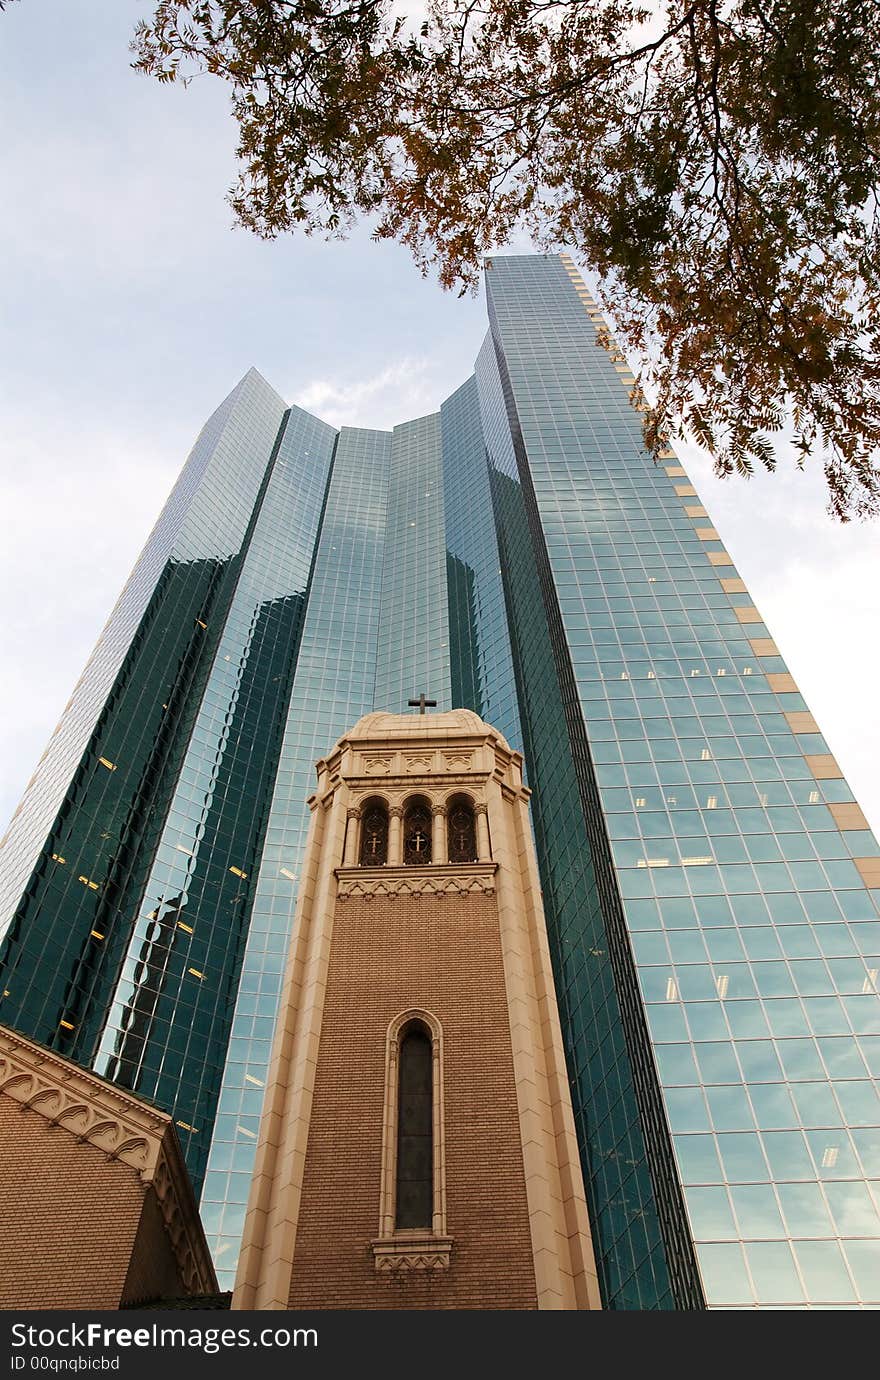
[134,0,880,516]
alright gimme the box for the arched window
[403,799,432,865]
[447,797,477,864]
[359,800,389,865]
[395,1024,433,1230]
[373,1009,451,1270]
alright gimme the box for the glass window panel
[704,929,747,962]
[765,893,807,924]
[725,1001,770,1039]
[655,1044,700,1084]
[647,1004,690,1042]
[696,1043,742,1083]
[696,1243,754,1306]
[817,926,859,958]
[694,896,736,927]
[856,1035,880,1077]
[765,998,810,1038]
[664,1086,712,1132]
[777,1039,826,1081]
[780,927,821,959]
[851,1129,880,1176]
[706,1084,754,1131]
[833,1080,880,1126]
[842,1242,880,1302]
[818,1037,867,1077]
[686,1186,738,1240]
[658,895,698,926]
[640,967,676,1003]
[667,931,709,963]
[736,1041,784,1082]
[828,957,879,992]
[805,1129,863,1179]
[803,997,851,1036]
[745,1242,805,1304]
[631,932,669,964]
[761,1130,815,1181]
[752,962,796,998]
[824,1181,880,1236]
[748,1083,799,1130]
[741,929,784,960]
[843,994,880,1034]
[674,1134,724,1183]
[717,1131,770,1182]
[676,967,720,1001]
[721,965,759,1000]
[791,1082,843,1128]
[776,1182,834,1237]
[793,1241,857,1303]
[729,1183,786,1238]
[686,1003,730,1041]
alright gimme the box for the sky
[1,0,878,843]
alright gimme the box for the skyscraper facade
[2,254,879,1308]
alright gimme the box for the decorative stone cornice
[335,863,497,899]
[371,1235,454,1273]
[0,1024,216,1296]
[151,1142,218,1296]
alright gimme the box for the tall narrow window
[395,1025,433,1230]
[403,800,432,865]
[359,801,389,865]
[447,798,477,864]
[373,1009,451,1270]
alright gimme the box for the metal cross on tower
[407,693,437,715]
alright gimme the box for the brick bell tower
[233,709,601,1310]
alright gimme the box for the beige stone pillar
[343,809,360,866]
[474,803,491,862]
[431,804,447,864]
[388,806,403,866]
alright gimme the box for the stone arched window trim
[372,1008,453,1272]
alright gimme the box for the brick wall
[0,1098,143,1309]
[288,891,538,1309]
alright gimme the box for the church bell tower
[233,709,600,1309]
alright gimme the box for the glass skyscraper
[2,254,879,1308]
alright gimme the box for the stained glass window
[359,801,389,866]
[404,800,432,865]
[448,798,477,864]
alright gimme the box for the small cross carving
[408,693,437,716]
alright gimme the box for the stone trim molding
[335,863,498,899]
[0,1024,216,1296]
[371,1235,454,1273]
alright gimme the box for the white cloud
[293,358,436,431]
